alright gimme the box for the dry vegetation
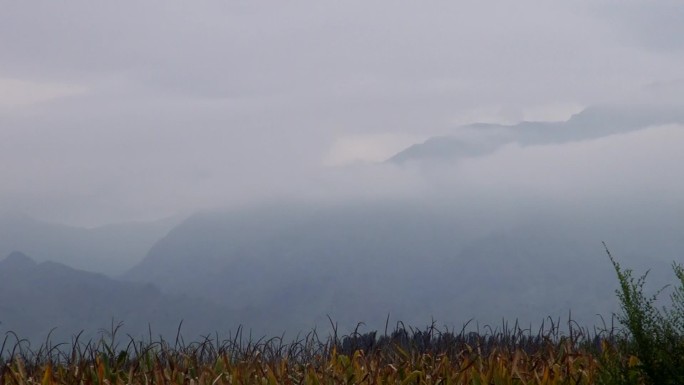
[0,320,641,385]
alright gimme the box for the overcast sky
[1,1,683,226]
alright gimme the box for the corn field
[0,320,645,385]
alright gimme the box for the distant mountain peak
[387,103,684,164]
[1,251,37,270]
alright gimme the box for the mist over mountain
[119,101,684,336]
[0,251,236,344]
[0,213,178,276]
[124,202,464,332]
[389,104,684,163]
[1,109,682,342]
[124,198,680,336]
[2,1,684,354]
[2,97,682,342]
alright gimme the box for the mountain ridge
[124,201,681,336]
[0,213,179,276]
[0,251,239,344]
[388,103,684,163]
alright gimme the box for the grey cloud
[594,1,684,53]
[1,1,683,226]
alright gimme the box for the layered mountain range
[2,103,683,343]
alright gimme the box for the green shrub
[605,243,684,385]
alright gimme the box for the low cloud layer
[1,1,683,226]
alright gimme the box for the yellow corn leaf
[400,370,422,385]
[41,364,52,385]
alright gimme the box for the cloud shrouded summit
[1,1,683,225]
